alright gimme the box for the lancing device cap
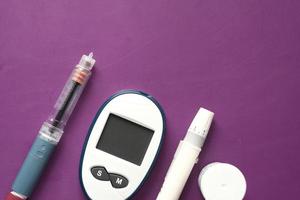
[199,162,247,200]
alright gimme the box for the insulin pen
[6,53,96,200]
[156,108,214,200]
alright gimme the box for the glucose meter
[80,90,165,200]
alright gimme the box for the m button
[91,166,110,181]
[109,173,128,188]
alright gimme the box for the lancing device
[156,108,214,200]
[6,53,96,200]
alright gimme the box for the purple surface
[0,0,300,199]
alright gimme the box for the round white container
[199,162,247,200]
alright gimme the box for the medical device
[80,90,165,200]
[6,53,95,200]
[156,108,214,200]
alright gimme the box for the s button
[91,167,110,181]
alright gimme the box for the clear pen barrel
[48,67,90,129]
[47,53,95,130]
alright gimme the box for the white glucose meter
[80,90,165,200]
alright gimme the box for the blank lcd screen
[96,114,154,166]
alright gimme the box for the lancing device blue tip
[6,53,96,200]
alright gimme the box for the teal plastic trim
[12,136,56,197]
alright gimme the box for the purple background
[0,0,300,199]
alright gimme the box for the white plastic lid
[199,162,247,200]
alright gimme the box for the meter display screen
[96,114,154,166]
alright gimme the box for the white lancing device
[156,108,214,200]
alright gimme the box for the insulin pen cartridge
[156,108,214,200]
[6,53,95,200]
